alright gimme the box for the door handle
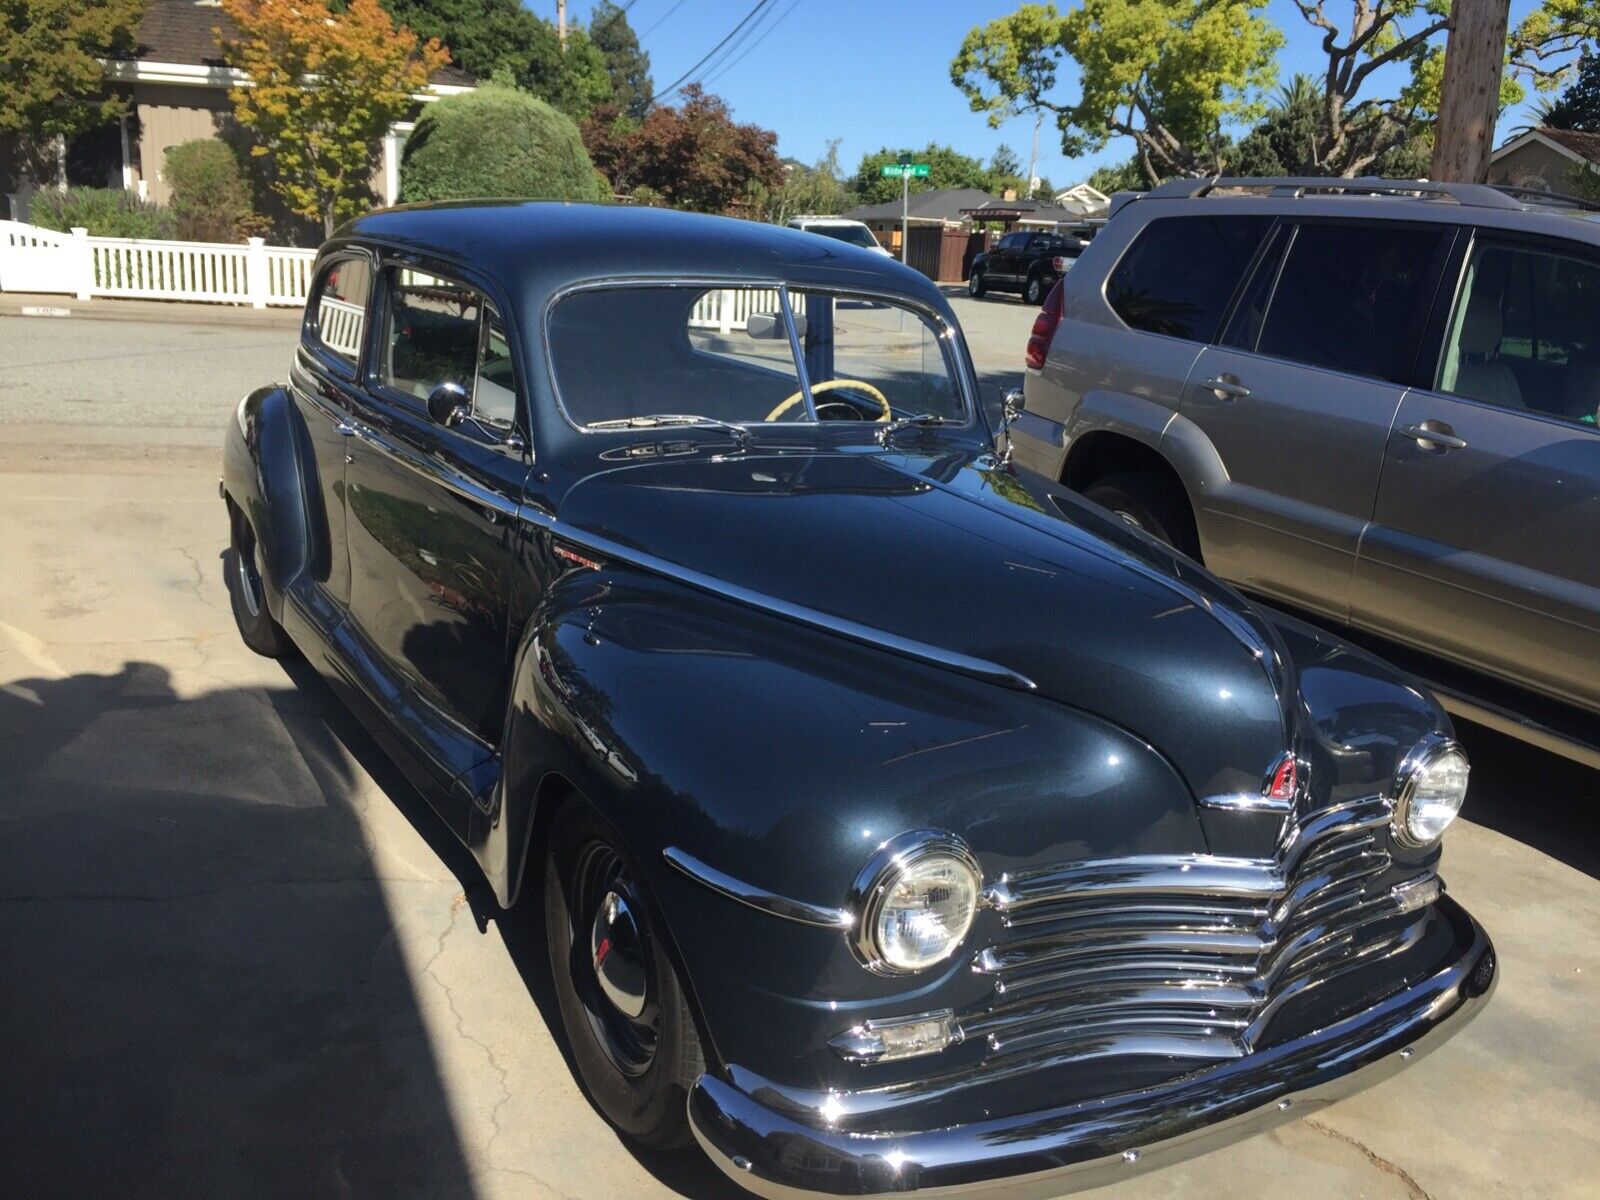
[1399,422,1468,451]
[1202,376,1251,399]
[336,421,357,436]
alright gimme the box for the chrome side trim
[542,520,1038,692]
[663,847,854,930]
[355,424,521,520]
[1198,791,1293,813]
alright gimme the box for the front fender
[485,566,1207,1090]
[221,383,309,622]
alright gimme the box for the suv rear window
[1106,216,1270,342]
[1255,222,1447,383]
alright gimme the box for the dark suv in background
[968,229,1084,304]
[1009,177,1600,765]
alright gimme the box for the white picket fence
[0,220,316,308]
[689,286,783,333]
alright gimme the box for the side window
[1437,240,1600,426]
[1256,222,1447,383]
[1106,215,1272,342]
[379,268,518,426]
[310,256,371,364]
[998,233,1025,251]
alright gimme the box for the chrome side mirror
[426,381,471,428]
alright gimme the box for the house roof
[844,188,999,224]
[1493,127,1600,168]
[123,0,474,86]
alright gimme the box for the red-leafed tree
[582,84,782,214]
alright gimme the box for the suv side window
[1437,238,1600,426]
[1106,215,1271,342]
[1255,221,1446,384]
[310,255,371,365]
[378,267,518,427]
[998,233,1026,251]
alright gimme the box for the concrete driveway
[1,308,1597,1200]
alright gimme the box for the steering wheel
[765,379,890,423]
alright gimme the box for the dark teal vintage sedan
[222,202,1493,1198]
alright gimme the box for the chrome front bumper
[688,895,1494,1199]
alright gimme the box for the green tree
[164,139,252,242]
[1543,54,1600,130]
[0,0,145,189]
[950,0,1281,186]
[400,83,605,203]
[590,0,652,119]
[1514,0,1600,92]
[1086,156,1152,193]
[581,84,781,214]
[989,143,1023,178]
[520,23,613,118]
[849,143,993,206]
[757,139,848,222]
[1029,174,1055,200]
[221,0,450,236]
[1232,69,1439,178]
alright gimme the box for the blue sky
[566,0,1554,188]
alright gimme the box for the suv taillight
[1051,255,1071,273]
[1026,281,1064,370]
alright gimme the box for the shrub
[30,188,176,239]
[399,84,606,204]
[164,139,252,243]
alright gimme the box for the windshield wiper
[876,412,954,445]
[590,413,750,451]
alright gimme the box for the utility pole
[1026,111,1041,199]
[557,0,567,48]
[1431,0,1512,183]
[899,153,912,265]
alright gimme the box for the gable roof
[844,188,999,224]
[120,0,474,86]
[1493,127,1600,168]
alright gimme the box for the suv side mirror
[426,382,471,428]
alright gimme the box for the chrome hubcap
[590,890,648,1021]
[236,530,263,617]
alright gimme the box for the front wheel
[545,800,704,1148]
[967,268,986,297]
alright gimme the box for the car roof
[336,201,944,307]
[1110,176,1600,248]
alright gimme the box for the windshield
[547,284,966,428]
[806,223,880,250]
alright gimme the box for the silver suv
[1011,177,1600,757]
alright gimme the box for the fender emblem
[554,543,604,572]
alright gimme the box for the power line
[700,0,801,89]
[639,0,689,39]
[654,0,778,103]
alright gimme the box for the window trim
[303,249,376,377]
[540,276,979,436]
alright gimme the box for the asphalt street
[1,303,1597,1199]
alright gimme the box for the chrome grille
[962,795,1433,1064]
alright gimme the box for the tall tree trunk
[1431,0,1513,182]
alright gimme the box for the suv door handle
[1399,422,1468,451]
[1202,376,1250,399]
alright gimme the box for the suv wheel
[1023,272,1046,305]
[1082,473,1200,560]
[967,269,986,297]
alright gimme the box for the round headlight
[852,833,981,975]
[1394,738,1470,847]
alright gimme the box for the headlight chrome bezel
[1392,735,1470,848]
[849,830,982,976]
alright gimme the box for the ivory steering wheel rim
[765,379,890,423]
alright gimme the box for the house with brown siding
[1489,128,1600,196]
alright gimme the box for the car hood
[554,449,1292,802]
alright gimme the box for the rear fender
[222,383,310,622]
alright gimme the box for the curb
[0,294,300,330]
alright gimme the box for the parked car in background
[968,228,1085,304]
[786,214,892,255]
[223,201,1492,1200]
[1011,177,1600,767]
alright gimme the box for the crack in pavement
[175,545,218,611]
[1304,1118,1433,1200]
[420,894,520,1182]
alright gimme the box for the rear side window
[1106,216,1271,342]
[1255,222,1447,383]
[378,268,518,427]
[311,256,371,364]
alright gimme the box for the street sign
[879,163,931,178]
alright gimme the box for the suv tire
[1023,271,1046,305]
[1083,473,1200,560]
[967,269,986,298]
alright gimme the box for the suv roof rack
[1139,176,1529,209]
[1487,183,1600,212]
